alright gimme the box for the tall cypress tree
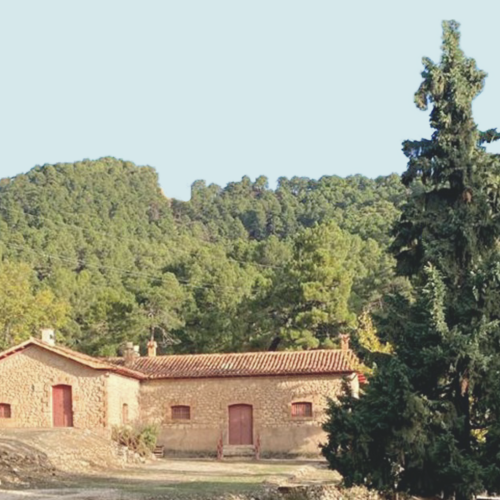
[322,21,500,500]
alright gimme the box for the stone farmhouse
[0,330,364,456]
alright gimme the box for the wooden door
[228,404,253,445]
[52,385,73,427]
[0,404,11,418]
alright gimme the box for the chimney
[339,334,350,351]
[147,339,157,357]
[41,328,55,346]
[124,342,136,367]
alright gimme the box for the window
[0,404,11,418]
[171,405,191,420]
[291,402,312,418]
[122,403,129,425]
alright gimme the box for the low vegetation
[111,424,159,458]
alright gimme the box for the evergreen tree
[245,222,358,350]
[279,222,357,348]
[322,21,500,500]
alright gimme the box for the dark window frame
[171,405,191,420]
[291,401,313,418]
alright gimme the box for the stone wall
[106,372,141,427]
[0,343,357,457]
[140,374,349,455]
[0,346,107,429]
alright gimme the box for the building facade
[0,336,362,456]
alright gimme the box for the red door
[228,404,253,445]
[52,385,73,427]
[0,404,11,418]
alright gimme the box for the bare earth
[0,458,341,500]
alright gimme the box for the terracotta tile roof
[0,338,146,380]
[106,349,360,380]
[0,339,365,383]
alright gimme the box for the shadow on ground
[0,458,340,499]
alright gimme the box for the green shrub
[112,423,159,457]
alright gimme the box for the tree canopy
[322,20,500,500]
[0,157,402,355]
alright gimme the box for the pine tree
[322,21,500,500]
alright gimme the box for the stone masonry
[0,344,142,430]
[0,339,361,456]
[106,372,140,427]
[0,345,107,429]
[140,374,351,455]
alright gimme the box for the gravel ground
[0,458,338,500]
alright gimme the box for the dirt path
[0,489,121,499]
[0,458,340,500]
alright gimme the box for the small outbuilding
[0,333,144,430]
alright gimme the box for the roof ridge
[115,347,358,380]
[122,348,351,360]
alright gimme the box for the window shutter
[171,405,191,420]
[291,402,312,418]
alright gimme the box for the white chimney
[124,342,140,367]
[339,333,350,351]
[41,328,55,346]
[147,339,157,357]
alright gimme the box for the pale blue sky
[1,1,499,200]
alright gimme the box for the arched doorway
[228,404,253,445]
[52,385,73,427]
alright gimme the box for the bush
[112,423,159,457]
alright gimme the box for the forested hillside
[0,157,406,355]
